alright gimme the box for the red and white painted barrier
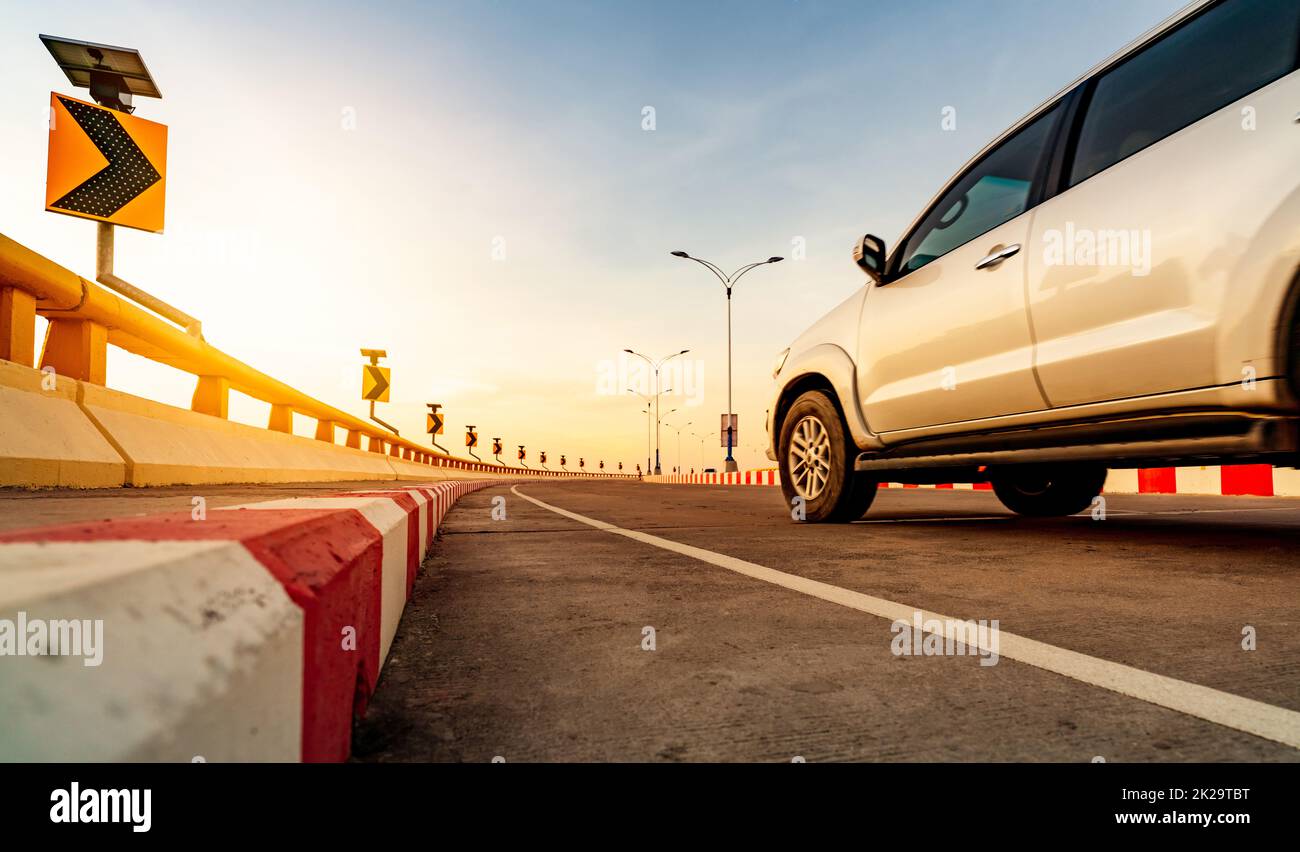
[652,470,782,486]
[648,465,1300,496]
[0,479,498,762]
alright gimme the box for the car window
[898,105,1061,276]
[1070,0,1300,186]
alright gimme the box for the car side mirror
[853,234,886,284]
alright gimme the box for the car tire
[1285,276,1300,401]
[990,464,1107,517]
[778,390,877,523]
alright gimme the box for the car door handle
[975,244,1021,270]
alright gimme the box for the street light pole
[659,407,678,470]
[625,349,689,475]
[670,251,783,473]
[664,420,691,474]
[631,388,670,477]
[639,404,651,473]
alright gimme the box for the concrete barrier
[0,359,631,488]
[1100,465,1300,497]
[0,536,304,761]
[79,382,403,486]
[0,360,124,488]
[0,478,498,762]
[648,465,1300,496]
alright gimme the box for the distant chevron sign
[426,403,444,435]
[361,364,390,402]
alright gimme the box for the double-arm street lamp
[625,349,689,475]
[670,251,783,472]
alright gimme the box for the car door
[856,103,1062,436]
[1026,0,1300,408]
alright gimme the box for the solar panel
[39,34,162,99]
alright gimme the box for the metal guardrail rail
[0,231,630,477]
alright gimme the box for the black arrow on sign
[51,97,161,219]
[364,365,389,400]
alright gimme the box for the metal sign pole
[94,222,201,337]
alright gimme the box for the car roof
[888,0,1214,255]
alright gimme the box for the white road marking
[1104,506,1300,517]
[854,516,1011,524]
[512,484,1300,750]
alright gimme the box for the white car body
[768,0,1300,503]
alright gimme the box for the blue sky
[1,0,1187,470]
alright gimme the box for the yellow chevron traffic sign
[361,364,390,402]
[426,404,444,435]
[45,92,168,233]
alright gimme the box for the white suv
[767,0,1300,522]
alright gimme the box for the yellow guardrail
[0,231,629,478]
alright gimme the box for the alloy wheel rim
[789,415,832,500]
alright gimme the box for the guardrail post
[314,419,337,443]
[388,442,401,458]
[191,375,230,418]
[346,429,362,449]
[367,436,385,454]
[268,404,293,433]
[40,318,107,384]
[0,286,36,367]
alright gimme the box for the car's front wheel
[778,390,877,523]
[990,464,1107,517]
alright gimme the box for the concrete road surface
[352,481,1300,763]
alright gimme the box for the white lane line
[854,516,1011,524]
[512,485,1300,750]
[1105,507,1300,517]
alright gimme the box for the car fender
[772,343,882,455]
[1217,181,1300,397]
